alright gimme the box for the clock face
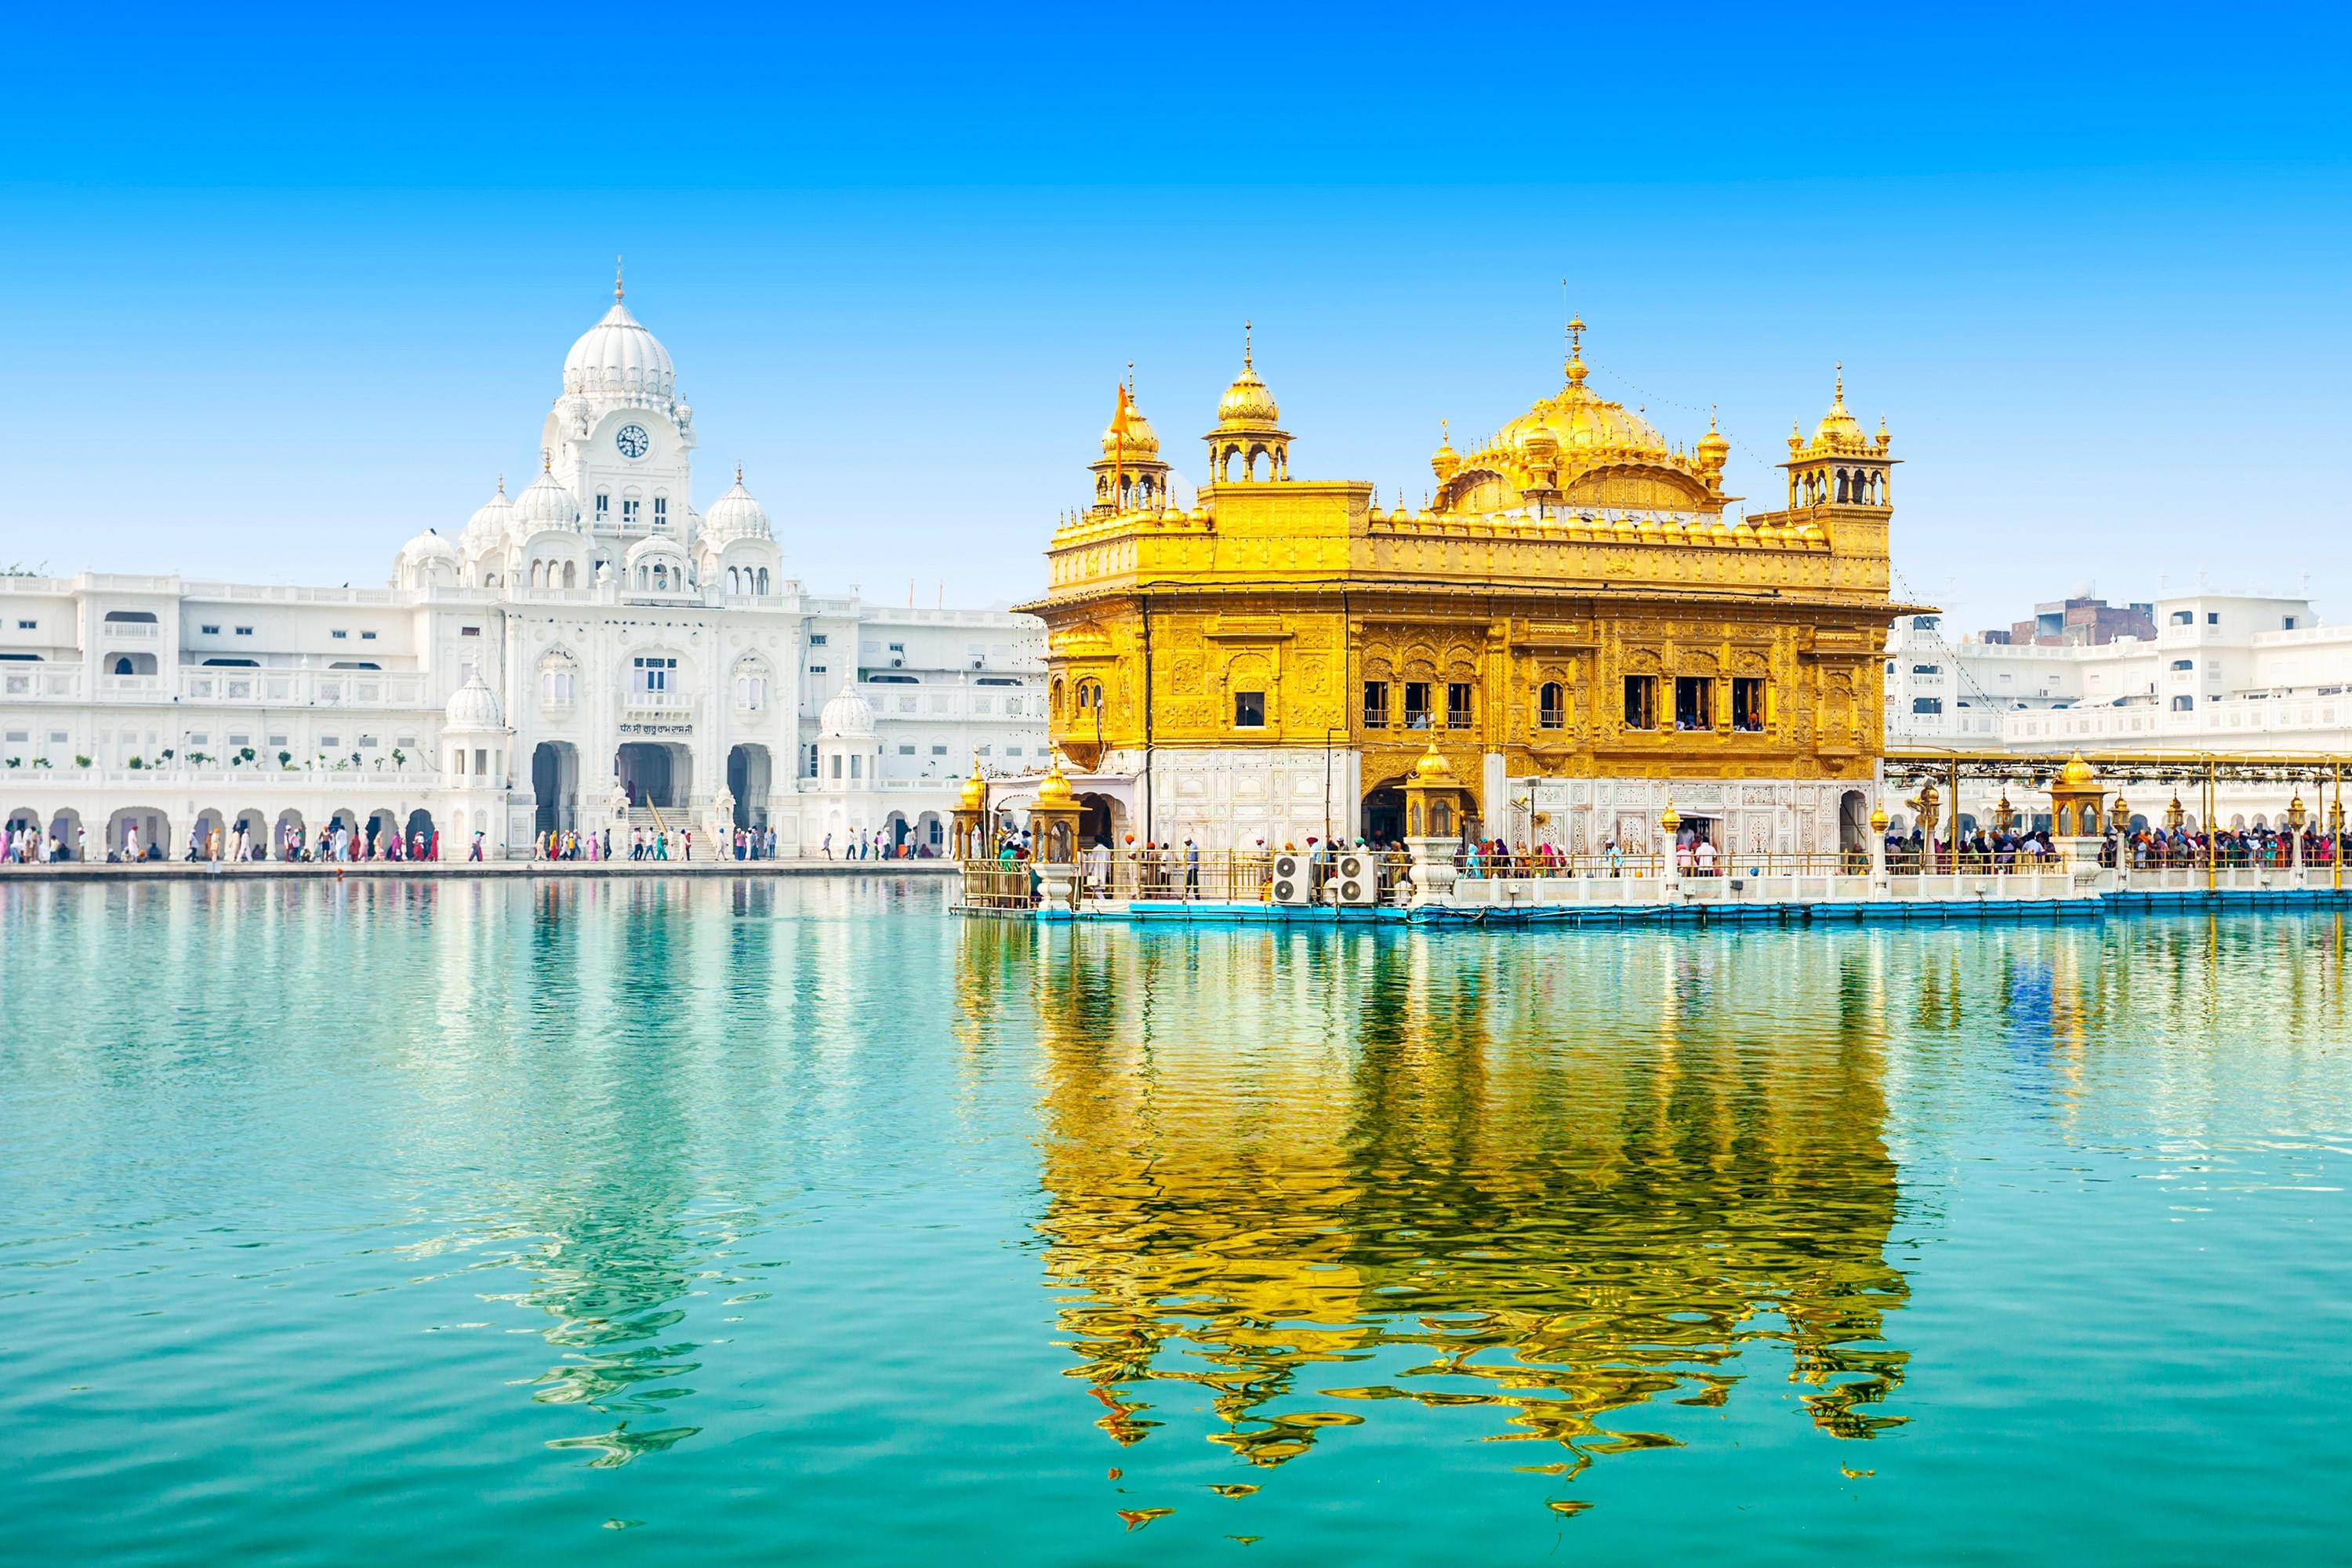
[615,423,651,460]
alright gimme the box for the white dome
[563,297,676,400]
[401,528,460,566]
[511,469,581,534]
[820,685,877,738]
[703,469,771,541]
[463,481,514,547]
[443,670,506,731]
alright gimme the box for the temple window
[1624,676,1658,731]
[1446,682,1472,728]
[1233,691,1266,729]
[1675,677,1714,731]
[595,493,609,522]
[1732,677,1766,732]
[1538,682,1565,729]
[1403,682,1431,729]
[1362,681,1388,728]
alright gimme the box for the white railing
[1,668,84,700]
[24,764,445,789]
[624,690,691,711]
[172,669,430,708]
[100,675,165,696]
[100,621,161,640]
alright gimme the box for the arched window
[1051,677,1065,717]
[1076,677,1105,711]
[652,562,668,592]
[754,568,770,595]
[562,561,577,590]
[726,566,740,595]
[1538,682,1565,728]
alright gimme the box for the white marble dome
[702,470,771,541]
[443,670,506,731]
[400,528,460,568]
[463,481,514,547]
[510,469,581,535]
[563,296,676,400]
[819,685,877,738]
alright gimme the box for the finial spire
[495,472,505,494]
[735,461,743,485]
[1709,403,1719,430]
[1564,313,1588,387]
[540,448,551,474]
[1833,362,1844,405]
[614,256,625,302]
[1439,416,1450,446]
[1243,320,1253,369]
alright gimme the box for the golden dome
[1102,405,1160,458]
[957,764,989,811]
[1696,408,1730,466]
[1410,740,1453,781]
[1660,799,1682,832]
[1035,758,1075,809]
[1213,324,1282,430]
[1813,368,1865,446]
[2056,753,2099,789]
[1431,419,1461,482]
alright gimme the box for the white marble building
[1882,590,2352,830]
[0,281,1044,860]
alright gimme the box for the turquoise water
[4,879,2349,1565]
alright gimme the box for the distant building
[0,279,1046,860]
[1980,593,2155,648]
[1885,591,2337,753]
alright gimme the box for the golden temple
[1020,321,1926,855]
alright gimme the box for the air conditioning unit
[1270,851,1312,905]
[1333,851,1378,906]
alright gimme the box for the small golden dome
[1868,803,1889,833]
[2056,753,2099,789]
[1034,759,1074,809]
[1213,322,1282,430]
[1660,799,1682,832]
[1696,408,1730,466]
[1410,740,1453,781]
[1813,367,1864,446]
[1102,406,1160,457]
[1431,419,1460,482]
[957,765,989,811]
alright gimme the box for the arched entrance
[46,807,84,859]
[191,808,226,859]
[233,808,269,858]
[1075,791,1124,849]
[884,810,910,853]
[617,742,688,809]
[108,806,169,859]
[1363,782,1406,848]
[274,808,307,858]
[726,743,772,829]
[532,741,579,833]
[1839,789,1868,858]
[406,808,436,856]
[915,811,943,855]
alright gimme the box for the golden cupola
[1431,316,1730,519]
[1089,376,1172,515]
[1430,420,1461,483]
[1783,366,1896,510]
[1203,321,1290,484]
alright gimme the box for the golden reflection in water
[963,921,1912,1490]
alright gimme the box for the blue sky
[2,2,2345,633]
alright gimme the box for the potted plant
[32,757,51,769]
[74,754,90,768]
[391,747,406,771]
[128,757,144,770]
[3,757,18,769]
[278,750,294,770]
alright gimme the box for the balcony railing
[100,622,161,640]
[2,668,84,700]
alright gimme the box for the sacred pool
[5,876,2347,1563]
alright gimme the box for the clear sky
[3,2,2345,634]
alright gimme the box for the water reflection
[965,920,1912,1495]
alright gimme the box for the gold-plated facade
[1022,322,1922,845]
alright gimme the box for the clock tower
[540,263,698,550]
